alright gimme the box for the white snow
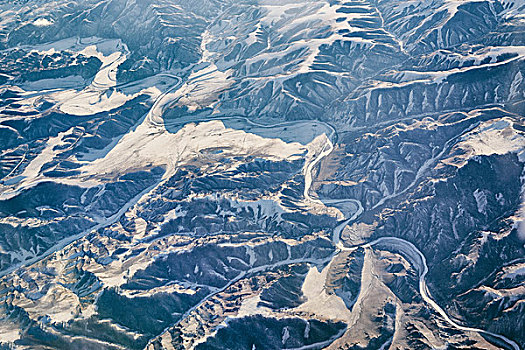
[21,75,85,91]
[0,324,20,344]
[172,63,232,112]
[295,264,352,321]
[141,205,187,241]
[282,326,290,345]
[165,30,232,113]
[54,40,130,115]
[303,321,310,339]
[13,284,80,324]
[14,37,164,117]
[502,264,525,280]
[473,189,488,215]
[514,191,525,241]
[33,18,53,27]
[0,128,74,200]
[509,70,523,100]
[236,294,272,318]
[246,246,257,266]
[456,118,525,162]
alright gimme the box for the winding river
[2,61,519,349]
[298,120,521,350]
[143,74,521,350]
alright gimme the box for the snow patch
[80,120,305,186]
[33,18,53,27]
[456,118,525,162]
[282,326,290,345]
[295,263,351,321]
[473,189,488,214]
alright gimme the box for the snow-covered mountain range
[0,0,524,349]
